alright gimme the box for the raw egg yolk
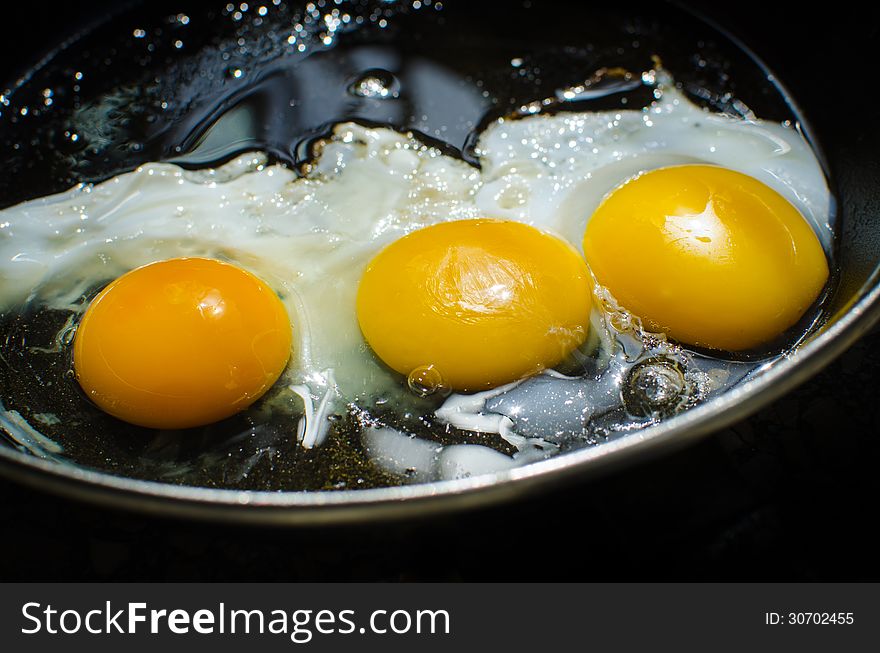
[583,165,829,351]
[73,257,292,429]
[357,219,592,392]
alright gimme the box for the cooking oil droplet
[348,69,400,99]
[407,365,446,397]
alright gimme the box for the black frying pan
[0,0,878,523]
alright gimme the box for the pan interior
[0,0,839,495]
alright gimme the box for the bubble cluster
[348,69,401,99]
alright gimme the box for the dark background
[1,1,879,581]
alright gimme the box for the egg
[473,86,832,255]
[0,77,834,452]
[0,126,484,435]
[357,218,592,391]
[583,165,829,351]
[73,257,292,429]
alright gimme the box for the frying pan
[0,0,878,524]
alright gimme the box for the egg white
[0,81,833,460]
[475,85,833,252]
[0,126,482,408]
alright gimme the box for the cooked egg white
[0,128,481,407]
[474,85,832,252]
[0,79,833,463]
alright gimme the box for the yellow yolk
[73,257,292,429]
[357,219,592,392]
[583,165,829,351]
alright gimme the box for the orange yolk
[583,165,829,351]
[357,219,592,392]
[73,257,292,429]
